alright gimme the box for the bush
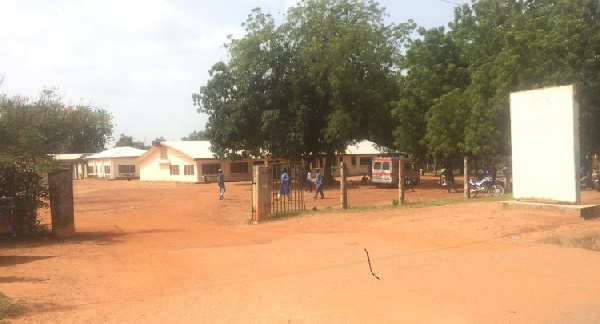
[0,157,49,236]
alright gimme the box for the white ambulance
[371,157,420,186]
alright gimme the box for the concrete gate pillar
[252,165,272,223]
[48,169,75,237]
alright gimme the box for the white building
[339,140,393,176]
[309,140,393,177]
[51,153,92,179]
[137,141,282,183]
[86,146,147,180]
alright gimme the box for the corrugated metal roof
[344,140,391,155]
[162,141,215,159]
[86,146,147,159]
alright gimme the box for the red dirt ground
[2,175,600,323]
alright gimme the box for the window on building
[170,165,180,175]
[359,157,372,166]
[159,147,167,159]
[201,164,221,175]
[351,156,357,166]
[87,166,94,174]
[118,165,136,174]
[184,165,194,175]
[230,162,248,174]
[104,165,111,174]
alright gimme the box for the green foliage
[393,26,469,159]
[393,0,600,159]
[0,157,49,236]
[0,88,111,237]
[450,0,600,157]
[114,134,149,149]
[423,89,469,159]
[181,130,209,141]
[193,0,409,161]
[193,0,600,164]
[0,89,114,155]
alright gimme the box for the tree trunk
[323,151,337,185]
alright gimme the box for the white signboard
[510,85,580,203]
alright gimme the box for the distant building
[309,140,393,177]
[86,146,147,180]
[137,141,281,183]
[50,153,93,179]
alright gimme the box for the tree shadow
[0,275,50,283]
[0,255,55,267]
[1,228,186,249]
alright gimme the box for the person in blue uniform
[313,168,324,199]
[216,169,225,199]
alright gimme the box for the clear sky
[0,0,465,147]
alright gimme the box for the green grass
[252,194,514,223]
[0,292,25,322]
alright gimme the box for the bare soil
[2,175,600,323]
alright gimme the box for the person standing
[277,168,290,200]
[444,163,458,193]
[313,168,324,199]
[216,169,226,199]
[306,168,313,192]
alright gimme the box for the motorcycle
[580,172,594,189]
[469,176,505,197]
[593,170,600,191]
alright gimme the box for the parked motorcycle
[592,170,600,191]
[580,172,594,189]
[469,176,505,197]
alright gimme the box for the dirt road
[2,176,600,323]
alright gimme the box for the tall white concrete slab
[510,85,580,203]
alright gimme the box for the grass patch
[251,194,514,224]
[0,292,26,322]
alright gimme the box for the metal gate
[271,162,306,214]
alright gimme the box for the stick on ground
[364,248,380,280]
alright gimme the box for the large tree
[392,0,600,163]
[392,25,469,160]
[0,88,113,236]
[451,0,600,158]
[194,0,410,175]
[0,89,113,157]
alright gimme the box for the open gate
[271,162,306,214]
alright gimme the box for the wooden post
[464,156,470,199]
[49,169,75,237]
[399,159,405,205]
[340,162,348,209]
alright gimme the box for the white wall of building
[510,85,580,203]
[139,148,200,182]
[87,157,139,180]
